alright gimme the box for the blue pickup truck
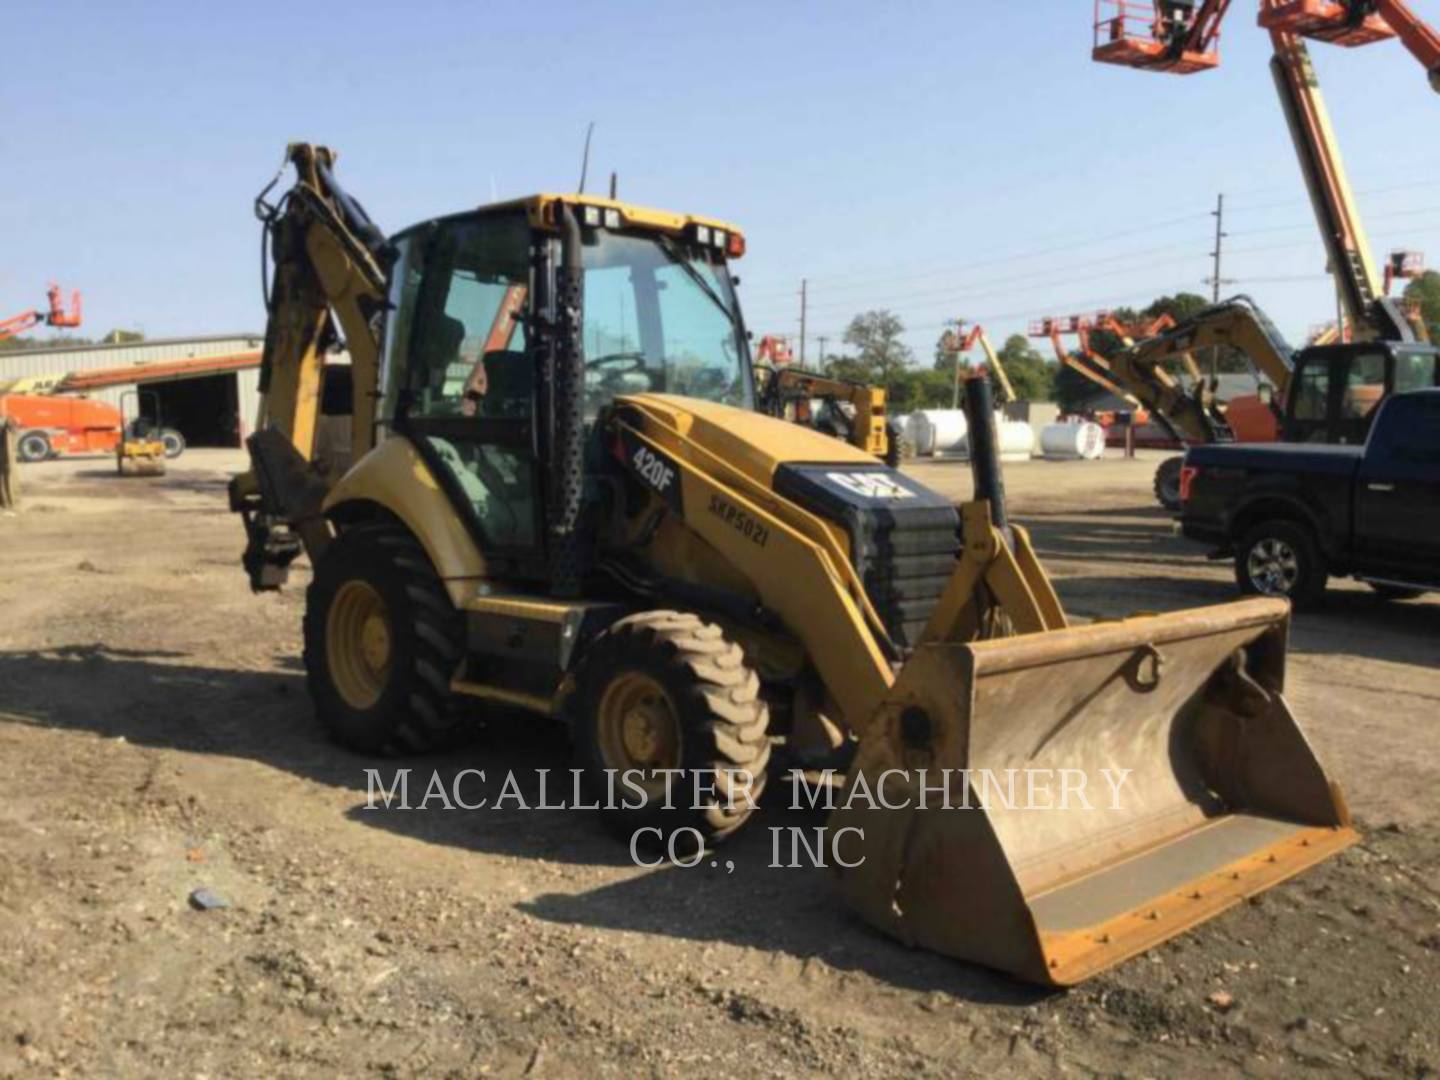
[1179,389,1440,607]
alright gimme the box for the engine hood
[618,393,879,489]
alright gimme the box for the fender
[324,435,487,606]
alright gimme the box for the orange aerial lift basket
[1093,0,1228,73]
[1257,0,1395,46]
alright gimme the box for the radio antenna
[577,122,595,193]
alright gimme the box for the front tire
[572,610,770,845]
[303,523,467,754]
[1235,519,1327,609]
[160,428,186,459]
[17,431,51,463]
[883,422,904,469]
[1154,455,1183,510]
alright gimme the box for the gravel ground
[1,449,1436,1078]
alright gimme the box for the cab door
[1354,394,1440,582]
[385,211,546,581]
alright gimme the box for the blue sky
[5,0,1439,362]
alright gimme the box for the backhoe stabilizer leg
[229,428,334,591]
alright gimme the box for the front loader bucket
[830,597,1356,986]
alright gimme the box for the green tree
[0,334,94,352]
[840,309,911,386]
[887,367,953,411]
[1403,270,1440,339]
[932,328,1056,403]
[992,334,1055,401]
[1142,292,1210,323]
[1054,362,1107,414]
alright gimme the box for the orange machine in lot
[0,393,123,461]
[0,349,261,463]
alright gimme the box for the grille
[773,464,959,653]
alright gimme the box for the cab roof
[480,193,744,252]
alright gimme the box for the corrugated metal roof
[0,335,264,409]
[0,333,263,370]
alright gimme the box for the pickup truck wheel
[1367,583,1425,602]
[1153,456,1183,510]
[1235,520,1327,609]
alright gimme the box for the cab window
[393,211,539,553]
[1292,363,1331,422]
[406,214,531,421]
[1342,351,1387,421]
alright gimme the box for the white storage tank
[993,418,1036,461]
[1039,421,1106,461]
[955,414,1033,461]
[902,411,937,457]
[906,409,968,455]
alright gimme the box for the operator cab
[1286,342,1440,444]
[378,195,751,579]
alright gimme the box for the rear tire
[1235,519,1327,610]
[883,422,903,469]
[572,610,770,846]
[1154,455,1183,510]
[160,428,185,459]
[17,431,51,463]
[303,523,468,755]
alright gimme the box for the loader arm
[230,143,392,590]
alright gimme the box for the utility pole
[947,321,963,409]
[1206,193,1229,303]
[817,335,828,367]
[1204,193,1233,381]
[798,279,808,366]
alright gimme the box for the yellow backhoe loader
[230,144,1356,986]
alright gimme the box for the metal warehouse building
[0,334,263,448]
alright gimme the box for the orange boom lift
[1,283,82,342]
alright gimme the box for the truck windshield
[580,231,751,416]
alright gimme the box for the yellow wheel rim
[596,672,681,795]
[327,580,392,710]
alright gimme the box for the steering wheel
[585,351,661,395]
[584,351,648,374]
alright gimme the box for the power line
[739,178,1440,306]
